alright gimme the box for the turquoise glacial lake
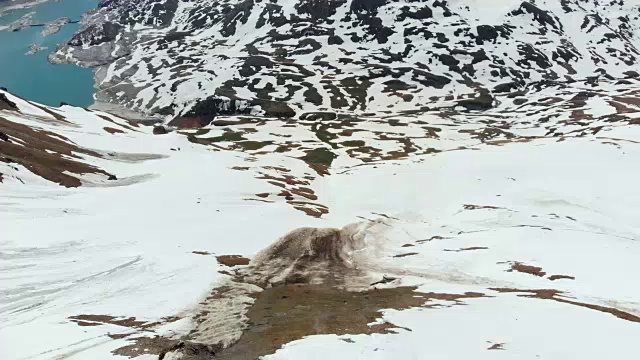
[0,0,98,107]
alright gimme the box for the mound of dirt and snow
[247,224,368,286]
[159,221,488,360]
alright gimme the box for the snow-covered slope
[50,0,640,119]
[2,65,640,360]
[3,0,640,358]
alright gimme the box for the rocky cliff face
[50,0,640,120]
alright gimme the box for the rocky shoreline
[39,16,70,36]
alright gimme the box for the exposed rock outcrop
[50,0,640,118]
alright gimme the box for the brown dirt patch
[305,162,331,176]
[0,116,112,187]
[268,181,286,188]
[608,100,635,114]
[213,285,485,360]
[292,205,329,218]
[615,96,640,107]
[192,251,212,256]
[485,137,536,146]
[416,235,448,243]
[113,336,179,358]
[262,166,291,173]
[488,343,505,350]
[507,262,546,277]
[463,204,502,210]
[287,201,329,218]
[289,187,318,200]
[393,252,419,258]
[112,336,221,359]
[68,315,184,358]
[444,247,489,252]
[71,320,102,326]
[68,315,174,329]
[490,288,640,323]
[548,275,575,281]
[216,255,250,267]
[257,174,309,186]
[104,126,125,134]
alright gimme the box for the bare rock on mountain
[457,94,495,111]
[0,93,18,111]
[50,0,640,118]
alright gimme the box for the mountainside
[50,0,640,120]
[3,0,640,359]
[2,71,640,359]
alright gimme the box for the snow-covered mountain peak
[48,0,640,122]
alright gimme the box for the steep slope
[50,0,640,119]
[0,90,158,187]
[3,0,640,358]
[2,78,640,359]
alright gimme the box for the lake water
[0,0,98,107]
